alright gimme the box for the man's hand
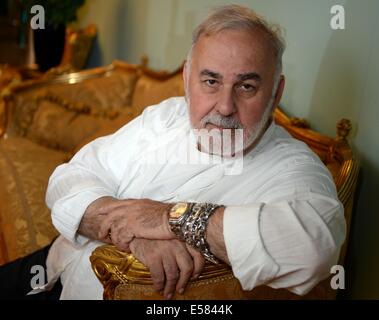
[129,238,205,299]
[78,197,175,247]
[78,196,123,242]
[98,198,175,250]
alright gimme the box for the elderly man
[0,4,345,300]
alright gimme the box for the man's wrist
[167,202,194,239]
[205,206,230,264]
[164,203,177,238]
[167,202,224,264]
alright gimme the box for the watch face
[170,202,189,218]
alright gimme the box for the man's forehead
[199,69,262,82]
[191,30,276,75]
[196,28,271,52]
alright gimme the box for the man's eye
[203,79,218,87]
[239,83,255,92]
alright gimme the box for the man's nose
[216,89,236,116]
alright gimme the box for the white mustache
[201,114,243,129]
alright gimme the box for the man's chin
[194,127,243,156]
[198,141,247,158]
[205,123,222,131]
[204,124,239,133]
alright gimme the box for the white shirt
[44,97,346,299]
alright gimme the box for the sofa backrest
[1,61,186,153]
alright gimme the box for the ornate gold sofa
[89,94,359,300]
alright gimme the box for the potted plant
[20,0,85,71]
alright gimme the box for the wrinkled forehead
[190,29,277,79]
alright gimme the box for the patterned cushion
[7,69,138,141]
[131,72,185,115]
[47,70,138,112]
[26,99,119,152]
[0,137,69,264]
[73,108,137,154]
[6,90,42,137]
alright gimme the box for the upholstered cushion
[47,70,138,112]
[131,72,185,115]
[73,108,137,154]
[25,99,122,152]
[6,91,42,137]
[7,69,138,140]
[0,136,69,264]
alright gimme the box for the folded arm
[88,190,344,297]
[46,116,142,244]
[209,195,345,295]
[46,112,345,297]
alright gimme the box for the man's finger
[102,236,113,245]
[149,260,165,293]
[175,251,194,294]
[111,221,134,247]
[115,241,131,253]
[98,213,116,239]
[98,207,125,239]
[187,245,205,279]
[162,257,179,300]
[129,239,165,294]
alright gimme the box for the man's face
[184,29,284,154]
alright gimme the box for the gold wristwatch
[168,202,193,239]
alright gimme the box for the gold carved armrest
[90,244,335,300]
[90,244,243,300]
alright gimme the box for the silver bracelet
[181,203,223,264]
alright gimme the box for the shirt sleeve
[45,98,184,246]
[223,162,346,295]
[46,116,142,245]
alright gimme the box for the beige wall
[77,0,379,298]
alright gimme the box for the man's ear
[273,75,285,108]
